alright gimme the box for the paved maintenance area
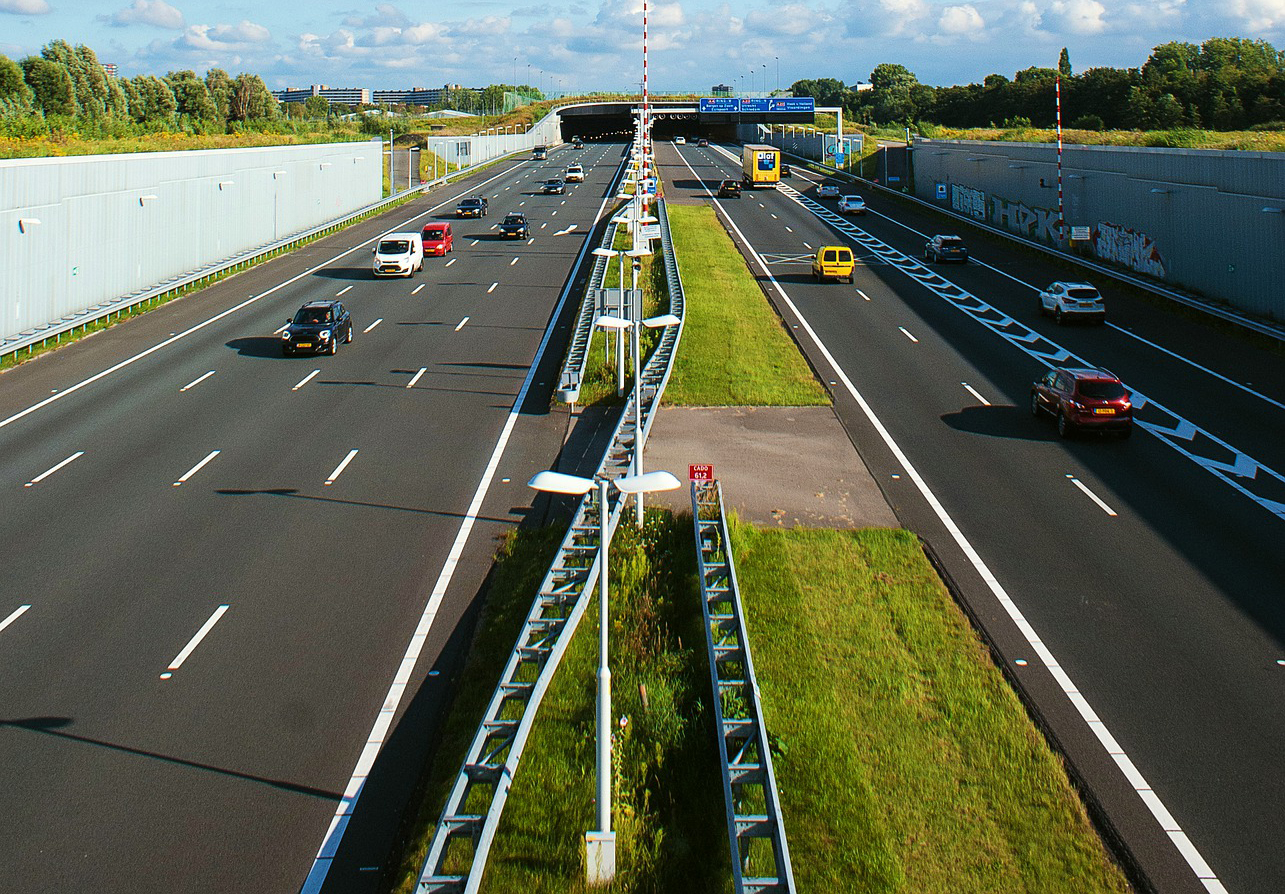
[641,405,899,528]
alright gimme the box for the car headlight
[320,329,331,340]
[281,330,291,340]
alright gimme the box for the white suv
[1039,281,1106,324]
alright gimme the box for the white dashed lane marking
[325,449,359,486]
[363,318,383,334]
[173,450,220,487]
[962,383,991,406]
[412,284,425,295]
[455,317,469,332]
[25,451,84,488]
[180,370,215,392]
[899,327,919,343]
[0,604,32,635]
[406,368,427,389]
[160,604,229,680]
[337,286,352,296]
[292,370,321,392]
[1067,475,1118,517]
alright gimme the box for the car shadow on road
[940,405,1055,441]
[311,267,371,280]
[225,337,283,358]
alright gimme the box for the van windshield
[378,240,410,254]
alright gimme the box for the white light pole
[592,246,624,368]
[408,146,419,190]
[526,467,682,884]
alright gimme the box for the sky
[0,0,1282,93]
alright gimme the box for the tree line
[0,40,279,138]
[791,38,1285,131]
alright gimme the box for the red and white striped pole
[641,0,649,212]
[1056,75,1064,244]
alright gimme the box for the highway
[0,141,627,893]
[658,140,1285,894]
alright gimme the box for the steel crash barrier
[416,194,687,893]
[691,479,796,894]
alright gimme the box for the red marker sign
[689,464,713,482]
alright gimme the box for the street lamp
[595,310,680,524]
[408,146,419,190]
[526,467,683,884]
[592,246,627,371]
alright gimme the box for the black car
[573,139,584,149]
[542,178,566,195]
[717,179,741,198]
[281,300,352,356]
[925,234,968,263]
[499,213,529,239]
[780,163,792,177]
[697,138,709,147]
[456,197,487,218]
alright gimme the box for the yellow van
[812,246,855,283]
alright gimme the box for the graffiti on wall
[951,184,985,219]
[1092,221,1167,278]
[991,197,1061,244]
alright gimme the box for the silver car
[817,184,840,198]
[1039,281,1106,324]
[838,195,867,215]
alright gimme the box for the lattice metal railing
[691,479,796,894]
[416,192,688,894]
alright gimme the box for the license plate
[1093,408,1115,415]
[295,342,312,349]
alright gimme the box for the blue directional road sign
[700,98,740,113]
[768,98,815,112]
[740,98,770,112]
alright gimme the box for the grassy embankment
[388,197,1130,892]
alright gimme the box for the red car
[1031,366,1133,438]
[421,222,453,257]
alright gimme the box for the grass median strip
[664,204,828,407]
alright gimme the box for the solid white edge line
[180,370,216,392]
[174,449,220,487]
[1067,474,1119,517]
[0,163,529,435]
[162,604,229,676]
[962,382,991,406]
[0,604,32,634]
[406,368,427,389]
[26,450,84,487]
[292,369,321,391]
[455,317,469,332]
[688,145,1225,893]
[363,318,383,334]
[299,148,628,894]
[324,449,359,486]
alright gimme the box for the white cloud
[342,4,410,29]
[106,0,185,29]
[1047,0,1108,33]
[939,4,985,33]
[1228,0,1285,30]
[0,0,50,13]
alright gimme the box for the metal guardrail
[0,153,525,363]
[416,193,688,894]
[690,479,796,894]
[556,218,622,403]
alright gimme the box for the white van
[373,232,424,278]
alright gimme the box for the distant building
[371,84,479,107]
[102,62,118,78]
[711,84,732,97]
[271,85,372,106]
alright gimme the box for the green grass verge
[664,204,829,407]
[732,522,1130,894]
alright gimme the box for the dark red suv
[1031,367,1133,438]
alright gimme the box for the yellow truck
[741,144,780,188]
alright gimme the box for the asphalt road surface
[658,139,1285,894]
[0,141,627,893]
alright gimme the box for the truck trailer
[741,144,781,188]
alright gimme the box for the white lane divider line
[527,238,535,245]
[412,284,425,295]
[487,282,498,294]
[160,604,229,680]
[455,317,469,332]
[518,200,525,206]
[1067,474,1119,517]
[173,450,220,487]
[445,258,456,267]
[540,222,548,229]
[962,382,991,406]
[510,257,519,266]
[856,289,871,301]
[406,368,427,389]
[325,449,359,486]
[470,240,479,246]
[363,318,383,334]
[0,604,32,635]
[292,369,321,392]
[771,213,778,219]
[899,326,919,343]
[785,226,793,232]
[180,370,216,392]
[802,241,812,249]
[337,286,352,296]
[25,451,84,488]
[551,210,558,216]
[556,224,578,235]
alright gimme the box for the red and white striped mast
[640,0,650,211]
[1056,74,1064,244]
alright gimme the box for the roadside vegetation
[389,196,1131,893]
